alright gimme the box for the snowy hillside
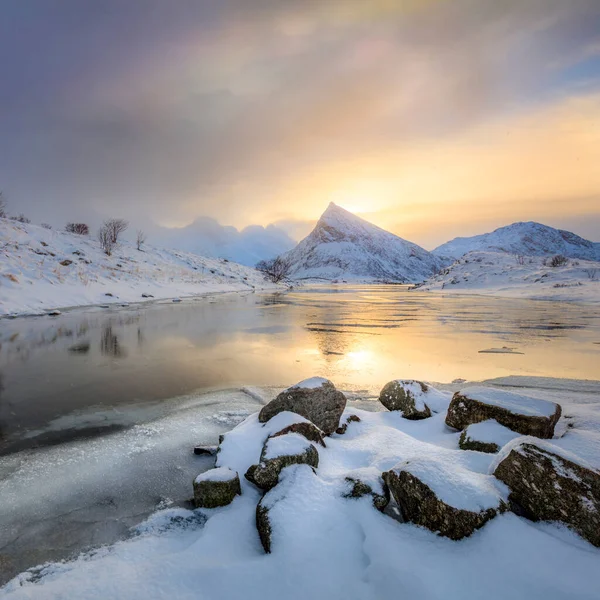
[434,221,600,261]
[283,203,445,282]
[416,251,600,302]
[0,219,278,317]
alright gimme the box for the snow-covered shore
[415,251,600,303]
[0,219,281,317]
[2,376,599,599]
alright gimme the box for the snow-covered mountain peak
[433,221,600,261]
[283,205,445,282]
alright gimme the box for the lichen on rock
[493,440,600,547]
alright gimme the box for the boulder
[335,414,361,435]
[383,458,508,540]
[446,386,561,439]
[193,467,241,508]
[459,419,521,453]
[379,380,432,419]
[256,464,316,553]
[493,440,600,547]
[245,432,319,491]
[271,421,326,447]
[344,470,389,512]
[258,377,346,435]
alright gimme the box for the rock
[493,440,600,547]
[193,467,241,508]
[271,421,326,447]
[459,419,521,453]
[246,433,319,491]
[256,464,316,553]
[383,458,507,540]
[59,259,73,266]
[335,414,361,435]
[258,377,346,435]
[344,471,389,511]
[105,293,114,297]
[379,380,432,419]
[141,293,154,298]
[47,310,61,316]
[446,386,561,439]
[172,298,182,303]
[193,445,218,456]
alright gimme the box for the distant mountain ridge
[283,203,445,282]
[433,221,600,261]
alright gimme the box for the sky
[1,0,599,248]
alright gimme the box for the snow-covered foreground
[0,219,280,317]
[2,376,599,599]
[417,251,600,302]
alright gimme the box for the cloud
[0,0,598,243]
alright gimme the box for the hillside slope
[283,203,445,282]
[0,219,278,317]
[433,221,600,261]
[415,251,600,302]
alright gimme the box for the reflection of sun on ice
[345,349,373,370]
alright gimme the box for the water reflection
[0,286,599,447]
[100,325,127,358]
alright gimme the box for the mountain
[282,203,444,282]
[433,221,600,261]
[152,218,296,266]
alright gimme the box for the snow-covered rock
[446,387,562,439]
[193,467,241,508]
[282,203,445,282]
[493,439,600,547]
[383,457,508,540]
[434,221,600,261]
[247,433,319,491]
[258,377,347,435]
[459,420,521,454]
[0,218,279,317]
[378,380,433,419]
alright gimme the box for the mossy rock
[246,434,319,491]
[494,441,600,547]
[193,468,241,509]
[446,388,561,439]
[459,431,500,454]
[383,466,507,540]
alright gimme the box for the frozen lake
[2,285,599,453]
[1,285,600,583]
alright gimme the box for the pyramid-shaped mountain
[283,203,445,282]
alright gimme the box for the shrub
[256,256,292,283]
[41,223,52,230]
[136,229,146,251]
[548,254,568,268]
[65,223,89,235]
[0,192,6,218]
[10,214,31,223]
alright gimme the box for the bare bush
[65,222,89,235]
[0,192,6,218]
[41,223,52,229]
[256,256,292,283]
[515,254,525,265]
[548,254,568,268]
[10,214,31,223]
[98,223,116,256]
[584,268,599,281]
[105,218,129,243]
[136,229,147,251]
